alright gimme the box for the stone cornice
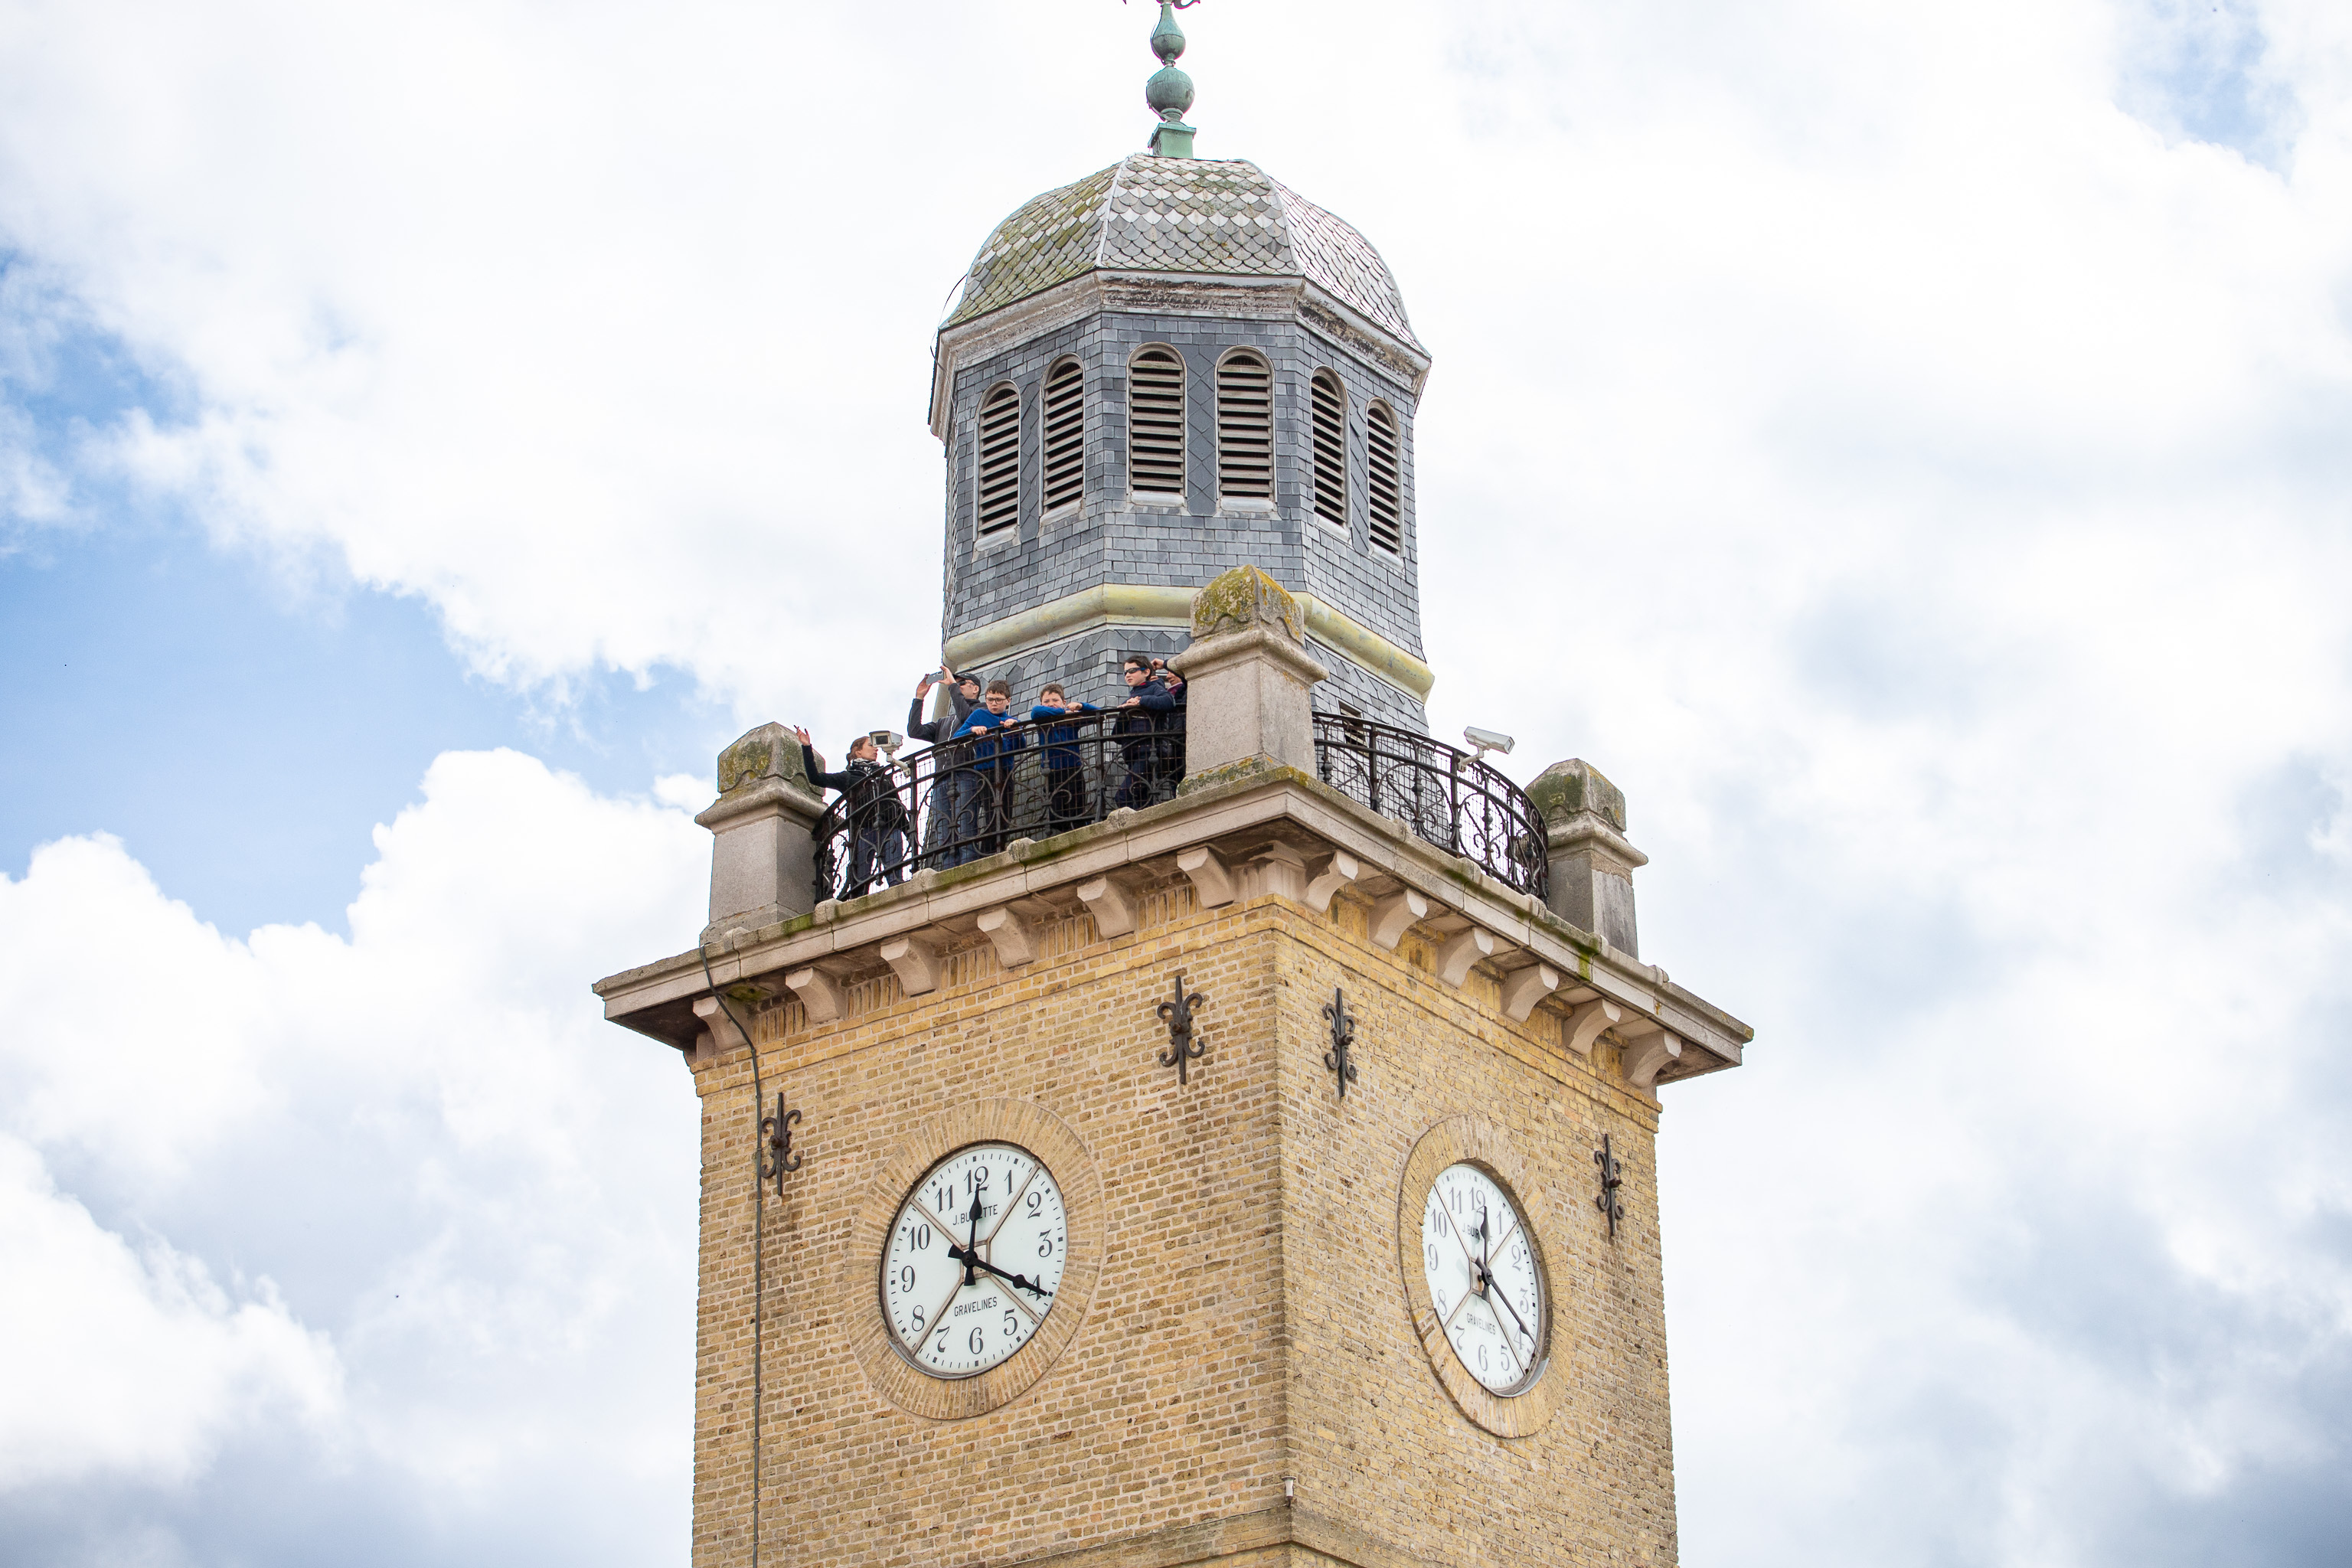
[593,762,1750,1093]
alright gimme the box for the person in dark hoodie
[906,666,982,873]
[792,726,910,898]
[1030,682,1102,835]
[1112,656,1177,810]
[949,678,1027,863]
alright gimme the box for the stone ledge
[592,759,1753,1087]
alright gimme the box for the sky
[3,0,2350,1563]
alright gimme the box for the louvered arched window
[1128,346,1186,498]
[1367,402,1403,555]
[1217,351,1273,503]
[1310,370,1347,529]
[976,383,1021,541]
[1041,357,1084,515]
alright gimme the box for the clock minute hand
[952,1189,983,1287]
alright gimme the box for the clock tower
[593,11,1751,1566]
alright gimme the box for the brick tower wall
[684,877,1674,1568]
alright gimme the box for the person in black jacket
[793,727,910,898]
[1113,657,1177,810]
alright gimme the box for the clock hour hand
[969,1255,1054,1298]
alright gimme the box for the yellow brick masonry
[687,874,1676,1568]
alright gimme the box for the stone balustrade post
[694,723,826,944]
[1527,758,1648,957]
[1170,565,1328,786]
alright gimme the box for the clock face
[1420,1161,1546,1395]
[880,1142,1068,1379]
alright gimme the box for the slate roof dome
[944,154,1419,349]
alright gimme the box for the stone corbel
[1370,888,1429,951]
[1619,1021,1683,1094]
[1563,998,1622,1058]
[1076,875,1138,937]
[690,995,747,1068]
[975,906,1037,969]
[1242,842,1308,903]
[785,966,847,1024]
[1304,850,1361,913]
[1498,963,1561,1023]
[1178,845,1237,909]
[1436,926,1497,988]
[880,935,942,998]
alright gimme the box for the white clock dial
[881,1142,1067,1379]
[1420,1161,1545,1395]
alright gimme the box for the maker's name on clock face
[1421,1161,1547,1395]
[881,1142,1068,1378]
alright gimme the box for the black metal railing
[812,707,1186,902]
[1312,714,1550,899]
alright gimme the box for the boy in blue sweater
[1030,683,1102,835]
[948,679,1027,864]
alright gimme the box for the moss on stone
[1190,564,1303,643]
[1527,758,1626,831]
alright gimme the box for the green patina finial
[1144,1,1196,158]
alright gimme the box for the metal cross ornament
[760,1092,802,1195]
[1593,1134,1625,1239]
[1321,986,1358,1098]
[1155,972,1209,1084]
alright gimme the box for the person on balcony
[1113,657,1178,811]
[907,665,981,744]
[1156,662,1187,789]
[949,679,1027,864]
[792,727,910,899]
[1031,683,1102,835]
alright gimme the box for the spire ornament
[1138,0,1200,157]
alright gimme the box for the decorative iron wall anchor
[1594,1134,1625,1239]
[1155,972,1209,1085]
[761,1093,803,1195]
[1322,986,1358,1098]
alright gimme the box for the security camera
[870,730,906,760]
[1462,727,1515,760]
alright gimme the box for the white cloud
[0,1135,338,1490]
[0,751,707,1549]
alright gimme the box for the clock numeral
[911,1223,932,1250]
[1027,1191,1044,1216]
[897,1265,916,1293]
[969,1326,985,1354]
[1426,1243,1439,1271]
[1038,1233,1054,1257]
[911,1305,926,1331]
[1003,1309,1019,1337]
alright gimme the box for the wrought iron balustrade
[811,706,1186,903]
[1311,714,1549,900]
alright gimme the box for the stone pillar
[694,723,826,944]
[1527,758,1648,958]
[1170,565,1328,786]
